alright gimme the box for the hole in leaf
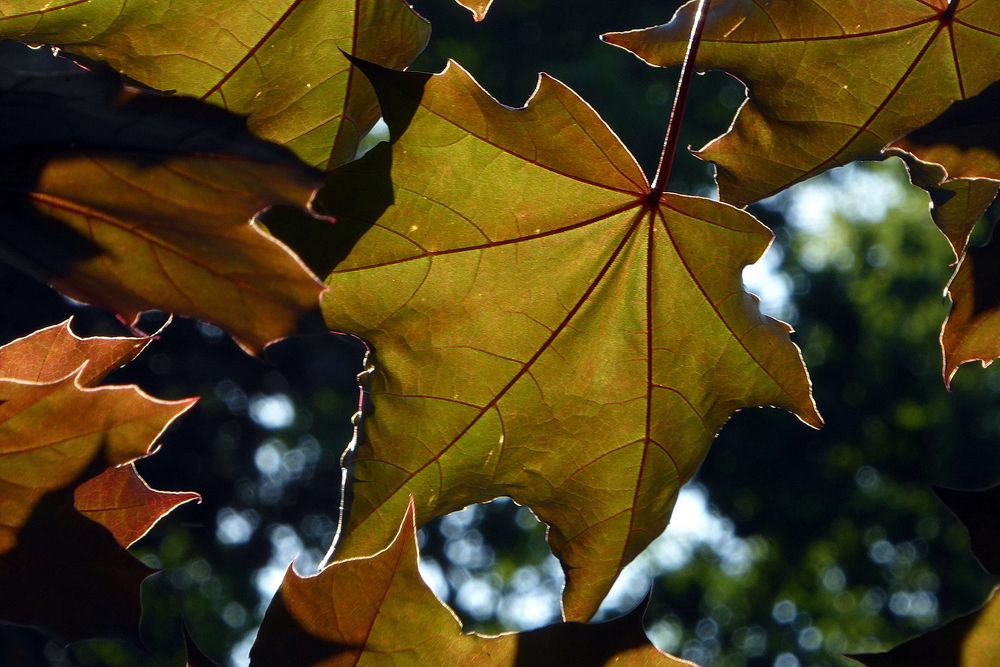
[418,497,564,633]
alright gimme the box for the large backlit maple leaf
[251,501,692,665]
[313,61,821,620]
[0,321,196,642]
[604,0,1000,207]
[0,0,430,169]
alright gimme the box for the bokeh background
[1,0,999,665]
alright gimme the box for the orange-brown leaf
[0,47,325,353]
[453,0,495,21]
[251,501,692,666]
[0,325,195,642]
[941,229,1000,384]
[0,318,147,386]
[75,464,200,548]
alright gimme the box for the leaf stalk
[649,0,712,198]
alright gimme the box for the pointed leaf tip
[253,502,685,665]
[0,324,196,642]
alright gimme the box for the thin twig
[650,0,713,198]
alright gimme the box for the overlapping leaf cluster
[0,0,998,664]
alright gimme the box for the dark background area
[1,0,998,665]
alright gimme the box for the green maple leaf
[0,322,195,642]
[310,60,821,620]
[0,0,429,169]
[252,500,692,665]
[604,0,1000,207]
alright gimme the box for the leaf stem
[942,0,959,21]
[649,0,712,198]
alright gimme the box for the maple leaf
[0,322,196,642]
[251,500,692,665]
[0,44,324,353]
[934,485,1000,576]
[310,60,821,620]
[940,229,1000,383]
[0,0,430,170]
[850,588,1000,667]
[885,82,1000,382]
[893,79,1000,184]
[889,79,1000,259]
[603,0,1000,207]
[75,464,200,548]
[899,156,998,259]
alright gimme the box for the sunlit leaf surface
[0,0,430,169]
[315,61,820,620]
[452,0,495,22]
[0,323,195,641]
[941,230,1000,383]
[252,501,691,665]
[75,464,199,548]
[605,0,1000,206]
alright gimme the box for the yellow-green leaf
[251,501,692,666]
[315,61,820,620]
[0,0,430,169]
[604,0,1000,206]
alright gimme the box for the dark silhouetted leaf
[315,61,820,620]
[0,45,324,352]
[935,485,1000,576]
[850,587,1000,667]
[251,501,691,666]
